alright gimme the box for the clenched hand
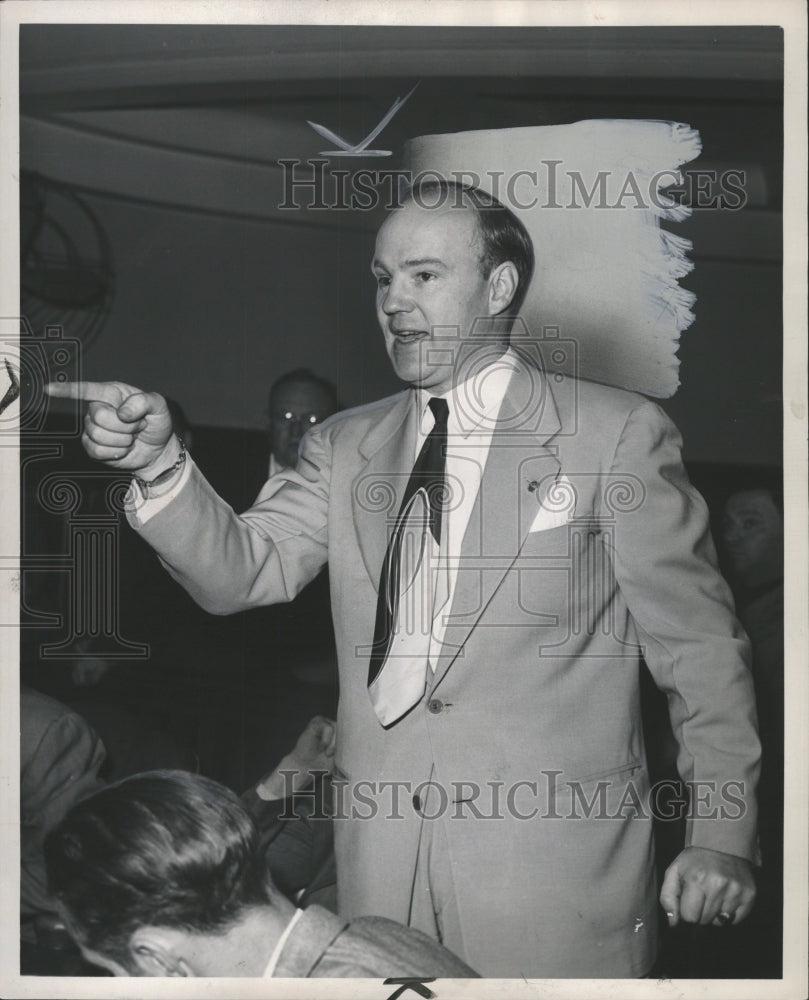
[660,846,756,927]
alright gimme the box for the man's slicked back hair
[44,770,273,971]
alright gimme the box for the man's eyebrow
[403,257,446,268]
[370,256,447,271]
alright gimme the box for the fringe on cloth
[404,119,703,398]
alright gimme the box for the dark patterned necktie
[368,397,449,726]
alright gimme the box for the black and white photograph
[1,2,806,998]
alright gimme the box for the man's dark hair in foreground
[44,772,271,974]
[44,771,477,979]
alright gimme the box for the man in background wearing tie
[48,182,760,977]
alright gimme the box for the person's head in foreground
[45,769,478,979]
[44,770,297,977]
[372,180,534,395]
[268,369,339,470]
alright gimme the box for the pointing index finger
[46,381,125,406]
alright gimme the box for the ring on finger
[716,911,733,927]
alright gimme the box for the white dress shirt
[415,348,519,666]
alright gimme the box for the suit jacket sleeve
[128,424,332,614]
[605,399,760,861]
[242,779,335,899]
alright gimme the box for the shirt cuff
[125,452,194,526]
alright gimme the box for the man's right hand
[45,381,175,476]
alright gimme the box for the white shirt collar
[417,347,519,438]
[261,907,304,978]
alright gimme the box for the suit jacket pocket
[562,758,643,790]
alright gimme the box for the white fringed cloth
[404,120,702,398]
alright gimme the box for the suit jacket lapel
[351,390,416,587]
[430,357,562,691]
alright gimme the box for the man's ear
[129,926,196,977]
[487,261,519,316]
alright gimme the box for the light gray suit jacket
[132,355,759,977]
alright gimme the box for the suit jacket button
[428,698,444,714]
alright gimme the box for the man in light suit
[48,182,760,978]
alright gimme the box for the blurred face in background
[722,489,783,588]
[269,379,337,470]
